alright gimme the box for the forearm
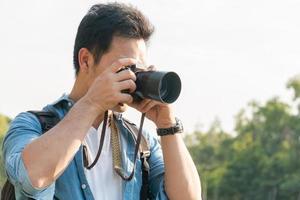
[161,134,201,200]
[22,98,100,188]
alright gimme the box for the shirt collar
[51,93,75,109]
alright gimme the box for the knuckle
[124,80,130,88]
[124,70,131,76]
[130,71,136,80]
[118,69,129,77]
[130,80,136,89]
[127,95,133,103]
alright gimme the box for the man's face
[89,36,147,112]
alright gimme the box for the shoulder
[3,112,42,147]
[8,112,41,132]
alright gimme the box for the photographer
[3,3,201,200]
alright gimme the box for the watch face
[176,118,184,132]
[157,118,183,136]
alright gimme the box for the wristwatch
[156,118,184,136]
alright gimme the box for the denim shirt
[3,95,168,200]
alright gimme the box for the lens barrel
[132,71,181,103]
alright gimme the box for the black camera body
[120,65,181,104]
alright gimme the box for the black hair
[73,3,154,75]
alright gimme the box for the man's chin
[112,103,128,113]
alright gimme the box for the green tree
[0,114,10,186]
[185,119,233,200]
[186,76,300,200]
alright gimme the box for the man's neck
[69,77,87,103]
[69,78,104,129]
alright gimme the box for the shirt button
[68,102,72,107]
[81,184,86,189]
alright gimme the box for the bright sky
[0,0,300,133]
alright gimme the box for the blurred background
[1,0,300,199]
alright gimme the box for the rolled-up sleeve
[146,131,169,200]
[3,112,55,199]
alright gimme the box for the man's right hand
[21,58,138,189]
[81,58,137,113]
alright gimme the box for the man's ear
[78,48,93,74]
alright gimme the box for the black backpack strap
[140,151,151,200]
[122,118,152,200]
[1,180,17,200]
[1,110,61,200]
[27,110,60,133]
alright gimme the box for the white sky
[0,0,300,133]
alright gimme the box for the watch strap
[156,118,183,136]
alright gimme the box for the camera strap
[83,111,151,199]
[83,110,109,169]
[21,110,150,199]
[121,117,151,199]
[111,112,151,200]
[111,112,149,180]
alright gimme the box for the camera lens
[129,69,181,104]
[160,79,168,100]
[159,72,181,103]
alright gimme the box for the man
[3,3,201,200]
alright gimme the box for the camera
[119,65,181,103]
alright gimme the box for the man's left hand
[129,99,176,128]
[128,65,176,128]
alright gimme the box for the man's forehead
[106,37,148,66]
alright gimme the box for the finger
[132,99,151,110]
[118,79,136,93]
[134,62,147,72]
[142,100,159,113]
[128,99,150,111]
[110,58,137,73]
[115,68,136,81]
[118,93,133,104]
[127,101,138,110]
[135,65,156,73]
[147,65,157,71]
[140,99,152,111]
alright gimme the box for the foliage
[0,114,10,186]
[186,78,300,200]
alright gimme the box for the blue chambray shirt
[3,95,168,200]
